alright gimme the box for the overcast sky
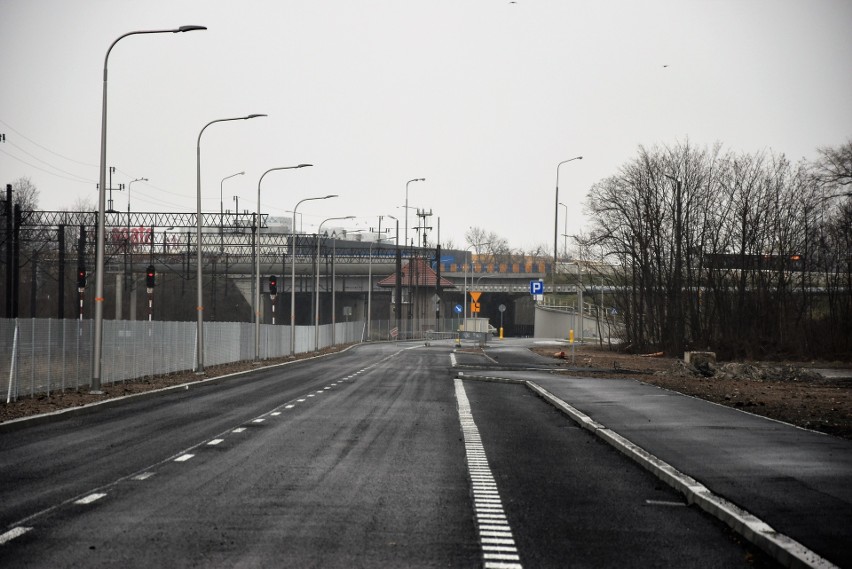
[2,0,850,252]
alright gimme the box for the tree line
[581,140,852,359]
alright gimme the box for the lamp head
[177,25,207,32]
[297,164,313,168]
[245,114,267,119]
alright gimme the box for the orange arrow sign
[469,291,481,302]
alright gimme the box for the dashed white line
[74,493,106,505]
[454,378,523,569]
[133,472,155,481]
[285,404,295,409]
[233,427,246,433]
[207,439,224,446]
[271,412,281,416]
[0,526,32,545]
[253,418,265,423]
[174,454,194,462]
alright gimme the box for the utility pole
[4,184,12,317]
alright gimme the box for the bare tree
[813,140,852,188]
[11,176,40,210]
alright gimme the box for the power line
[0,148,95,185]
[0,118,98,168]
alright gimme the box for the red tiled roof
[376,258,456,288]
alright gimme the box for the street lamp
[558,201,568,262]
[290,193,335,355]
[315,216,354,350]
[386,215,401,336]
[404,178,425,249]
[220,171,244,249]
[554,156,582,290]
[125,176,147,313]
[253,164,313,362]
[196,113,266,373]
[664,173,683,357]
[126,177,148,213]
[92,24,206,393]
[463,242,490,333]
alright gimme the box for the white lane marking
[133,472,155,481]
[450,353,458,367]
[454,378,523,569]
[285,404,295,409]
[233,427,246,433]
[74,493,106,505]
[271,412,281,416]
[174,454,194,462]
[208,439,224,446]
[645,499,686,507]
[297,398,306,402]
[253,418,265,423]
[307,394,315,398]
[0,526,33,545]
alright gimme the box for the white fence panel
[1,318,370,401]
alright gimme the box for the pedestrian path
[458,369,852,569]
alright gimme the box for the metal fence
[1,317,367,402]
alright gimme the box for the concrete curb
[460,372,839,569]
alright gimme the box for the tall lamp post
[290,193,335,355]
[664,174,683,357]
[558,201,568,261]
[385,215,400,336]
[196,113,266,373]
[404,178,425,248]
[315,216,354,351]
[463,242,490,332]
[220,171,244,251]
[127,177,148,213]
[554,156,582,292]
[92,24,206,393]
[252,164,313,362]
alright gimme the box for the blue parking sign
[529,280,544,295]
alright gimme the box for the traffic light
[77,268,86,288]
[145,265,156,288]
[268,275,278,295]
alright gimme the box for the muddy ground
[2,343,850,441]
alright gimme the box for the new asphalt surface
[455,338,852,568]
[1,339,846,567]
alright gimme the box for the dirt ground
[2,343,850,442]
[531,345,852,441]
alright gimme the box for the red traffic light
[268,275,278,295]
[145,265,156,288]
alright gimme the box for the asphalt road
[1,341,778,567]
